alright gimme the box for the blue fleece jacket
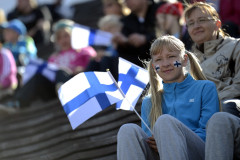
[141,74,219,141]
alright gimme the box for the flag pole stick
[107,70,153,135]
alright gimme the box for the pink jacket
[48,47,96,73]
[0,48,18,89]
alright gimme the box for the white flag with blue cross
[117,58,149,111]
[71,24,113,49]
[22,58,59,85]
[58,71,124,130]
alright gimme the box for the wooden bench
[0,99,141,159]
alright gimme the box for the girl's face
[152,46,187,83]
[185,8,219,46]
[55,29,72,51]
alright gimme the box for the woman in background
[184,2,240,117]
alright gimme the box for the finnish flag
[22,58,59,85]
[117,58,149,110]
[58,71,124,130]
[71,24,113,50]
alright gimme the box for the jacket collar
[192,35,224,56]
[162,74,194,92]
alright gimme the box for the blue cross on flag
[22,58,59,85]
[117,58,149,110]
[58,71,124,129]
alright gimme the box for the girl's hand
[146,136,158,153]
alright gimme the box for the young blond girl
[117,35,219,160]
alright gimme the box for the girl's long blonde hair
[147,35,207,128]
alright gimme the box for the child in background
[155,2,193,50]
[48,19,96,76]
[3,19,96,108]
[86,14,123,80]
[0,43,18,100]
[7,0,51,45]
[2,19,37,67]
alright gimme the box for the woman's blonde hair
[184,2,226,37]
[147,35,207,128]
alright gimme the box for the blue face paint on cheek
[155,65,160,72]
[174,61,182,67]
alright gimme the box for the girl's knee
[118,123,141,138]
[155,114,174,126]
[153,114,177,132]
[208,112,235,128]
[211,112,227,120]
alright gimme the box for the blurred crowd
[0,0,239,117]
[0,0,239,159]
